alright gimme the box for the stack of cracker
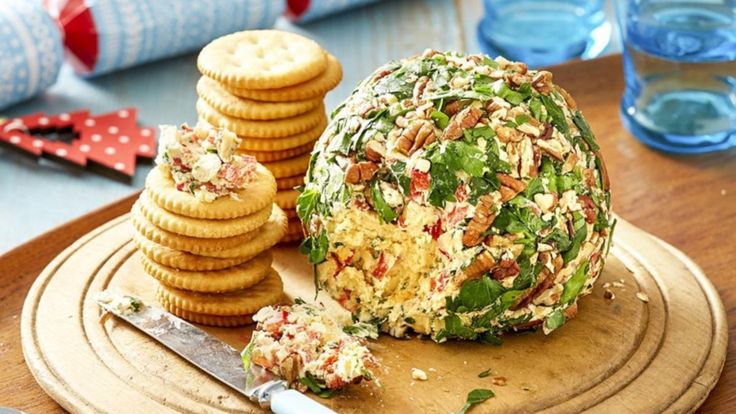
[195,30,342,243]
[131,124,287,327]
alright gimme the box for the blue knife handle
[271,390,337,414]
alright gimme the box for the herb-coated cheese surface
[297,50,614,342]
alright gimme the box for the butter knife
[97,294,336,414]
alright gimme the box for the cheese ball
[297,50,613,342]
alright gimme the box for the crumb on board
[604,289,615,300]
[721,189,727,196]
[492,376,508,386]
[636,292,650,303]
[411,368,428,381]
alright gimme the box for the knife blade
[97,293,336,414]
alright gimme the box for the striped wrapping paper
[47,0,285,77]
[0,1,64,110]
[286,0,385,23]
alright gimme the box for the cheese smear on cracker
[156,124,256,202]
[298,50,614,342]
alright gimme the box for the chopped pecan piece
[460,250,497,283]
[539,123,553,140]
[555,86,577,110]
[396,120,436,155]
[372,67,393,82]
[462,194,497,247]
[412,76,429,106]
[537,139,564,160]
[280,353,301,382]
[444,100,468,116]
[532,71,553,94]
[442,106,482,140]
[504,72,530,88]
[491,259,520,280]
[364,140,385,162]
[495,125,523,143]
[578,195,597,224]
[497,174,526,202]
[564,302,578,319]
[344,161,379,184]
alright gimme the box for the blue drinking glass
[616,0,736,154]
[477,0,611,68]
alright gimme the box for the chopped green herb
[540,94,568,135]
[529,96,546,122]
[427,162,459,207]
[370,179,398,223]
[430,110,450,129]
[458,389,495,414]
[561,261,589,304]
[299,230,329,264]
[478,369,492,378]
[497,82,531,105]
[572,111,600,151]
[515,114,531,125]
[296,187,319,221]
[299,373,336,398]
[343,322,379,339]
[544,308,566,332]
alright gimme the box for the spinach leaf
[513,256,542,290]
[296,187,319,221]
[468,174,500,204]
[441,314,477,340]
[430,110,450,129]
[370,179,398,223]
[560,261,589,304]
[515,114,531,125]
[562,212,587,263]
[427,162,459,207]
[572,111,600,151]
[529,96,546,122]
[497,82,531,105]
[523,177,544,198]
[540,94,568,135]
[540,157,559,193]
[458,389,495,414]
[299,230,329,264]
[299,373,336,398]
[390,161,411,196]
[451,276,505,312]
[479,332,503,345]
[544,309,566,332]
[478,369,492,378]
[543,228,572,252]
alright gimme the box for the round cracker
[132,202,259,254]
[274,190,299,210]
[197,99,325,138]
[238,143,313,163]
[276,175,304,190]
[279,219,304,243]
[145,164,276,220]
[203,206,288,258]
[142,251,272,293]
[283,208,298,220]
[138,191,272,239]
[157,297,256,327]
[197,77,322,120]
[133,233,254,271]
[200,117,324,151]
[224,54,342,102]
[197,30,327,90]
[157,269,284,316]
[262,153,310,178]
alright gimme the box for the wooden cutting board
[20,214,726,414]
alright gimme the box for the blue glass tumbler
[616,0,736,154]
[477,0,611,68]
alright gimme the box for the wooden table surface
[1,2,733,414]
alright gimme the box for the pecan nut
[345,161,379,184]
[442,106,482,140]
[532,70,553,94]
[462,194,497,247]
[555,86,577,110]
[495,125,523,143]
[460,250,496,283]
[497,174,526,202]
[578,194,597,224]
[396,120,436,155]
[412,75,430,106]
[444,100,468,117]
[364,140,386,162]
[490,259,520,280]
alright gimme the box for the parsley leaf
[430,110,450,129]
[544,308,566,332]
[540,94,568,135]
[560,261,589,304]
[497,83,532,105]
[427,162,459,207]
[450,276,505,312]
[529,96,546,122]
[296,187,319,221]
[299,373,336,398]
[299,230,329,264]
[458,389,495,414]
[572,111,600,151]
[478,369,492,378]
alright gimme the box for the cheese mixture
[298,50,614,342]
[156,123,256,202]
[245,302,379,392]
